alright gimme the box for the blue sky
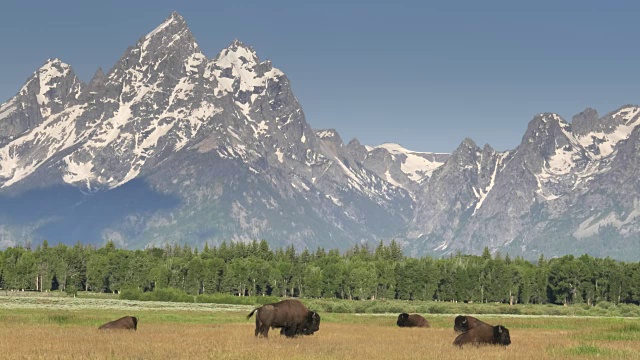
[1,0,639,153]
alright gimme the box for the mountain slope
[0,12,416,251]
[1,12,640,260]
[407,106,640,260]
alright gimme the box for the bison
[454,315,488,333]
[396,313,430,328]
[247,299,320,338]
[453,323,511,347]
[98,316,138,331]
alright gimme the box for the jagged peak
[33,58,76,86]
[524,113,571,137]
[134,11,200,60]
[572,108,600,136]
[518,112,578,153]
[38,58,71,72]
[533,112,568,124]
[347,138,362,147]
[482,143,495,153]
[572,107,599,122]
[168,11,185,22]
[43,58,64,66]
[88,67,106,89]
[460,137,478,148]
[145,11,188,40]
[91,67,104,79]
[215,39,259,67]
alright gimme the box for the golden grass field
[1,299,640,359]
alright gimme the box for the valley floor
[0,296,639,359]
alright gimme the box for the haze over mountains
[0,13,639,260]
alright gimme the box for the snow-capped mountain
[1,12,640,260]
[408,106,640,260]
[0,13,416,251]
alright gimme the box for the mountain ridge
[1,12,640,260]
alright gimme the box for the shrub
[427,304,448,314]
[196,294,280,306]
[119,288,142,301]
[596,301,613,310]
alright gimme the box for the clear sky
[1,0,639,153]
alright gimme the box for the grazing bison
[247,299,320,338]
[454,315,488,333]
[98,316,138,331]
[279,319,320,337]
[396,313,430,328]
[453,323,511,347]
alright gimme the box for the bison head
[304,311,321,334]
[397,313,410,327]
[454,315,468,332]
[493,325,511,346]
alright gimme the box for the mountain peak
[136,11,199,56]
[460,137,478,148]
[119,12,200,69]
[525,113,570,135]
[168,11,185,22]
[571,108,600,136]
[145,11,188,39]
[88,67,105,90]
[216,39,259,66]
[230,38,249,50]
[39,58,70,72]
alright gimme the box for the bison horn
[498,326,503,333]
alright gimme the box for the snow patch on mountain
[316,130,339,139]
[577,106,640,159]
[0,104,87,187]
[375,143,446,181]
[63,157,95,187]
[473,152,508,214]
[213,40,284,96]
[384,170,401,187]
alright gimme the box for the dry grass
[1,313,640,359]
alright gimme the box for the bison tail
[247,308,258,319]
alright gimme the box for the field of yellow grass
[0,298,639,359]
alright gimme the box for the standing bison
[247,299,320,338]
[454,315,488,333]
[396,313,430,328]
[98,316,138,331]
[453,323,511,347]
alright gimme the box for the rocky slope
[1,13,639,260]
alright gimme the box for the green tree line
[1,239,640,306]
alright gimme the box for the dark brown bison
[453,323,511,347]
[247,299,320,338]
[396,313,430,328]
[454,315,488,333]
[98,316,138,331]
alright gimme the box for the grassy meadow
[0,295,639,359]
